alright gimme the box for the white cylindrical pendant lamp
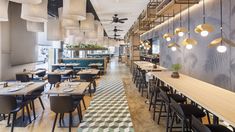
[21,0,48,22]
[0,0,9,21]
[80,13,95,31]
[47,19,62,41]
[62,19,79,30]
[10,0,42,4]
[26,21,44,32]
[63,0,86,20]
[96,21,104,39]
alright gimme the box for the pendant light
[96,21,104,40]
[163,14,173,42]
[10,0,42,4]
[63,0,86,21]
[182,0,197,50]
[194,0,214,37]
[80,13,95,31]
[175,4,187,37]
[26,21,44,32]
[62,19,79,30]
[47,18,62,41]
[209,0,235,53]
[168,10,180,52]
[0,0,9,21]
[21,0,48,22]
[85,21,98,40]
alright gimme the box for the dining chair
[191,115,232,132]
[48,74,61,90]
[50,96,82,132]
[157,89,186,131]
[25,86,45,120]
[16,74,30,82]
[79,74,96,96]
[0,96,31,132]
[169,97,206,132]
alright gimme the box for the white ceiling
[90,0,149,39]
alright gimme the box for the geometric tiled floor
[78,78,134,132]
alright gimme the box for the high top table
[152,71,235,127]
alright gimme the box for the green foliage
[65,44,108,50]
[171,64,182,72]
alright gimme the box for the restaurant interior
[0,0,235,132]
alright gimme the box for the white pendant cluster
[0,0,106,44]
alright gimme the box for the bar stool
[157,89,187,131]
[169,98,206,132]
[191,115,232,132]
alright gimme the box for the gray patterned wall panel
[152,0,235,91]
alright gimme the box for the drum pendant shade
[0,0,9,21]
[21,0,48,22]
[63,0,86,20]
[62,19,79,30]
[47,19,62,41]
[27,21,44,32]
[10,0,42,4]
[80,13,95,31]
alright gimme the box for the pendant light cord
[203,0,206,23]
[220,0,223,38]
[180,4,182,27]
[173,10,175,35]
[188,0,190,38]
[168,14,170,33]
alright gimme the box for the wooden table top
[152,71,235,127]
[48,70,73,75]
[77,69,100,75]
[0,82,47,95]
[46,82,90,95]
[88,63,103,67]
[17,70,46,75]
[51,63,80,67]
[140,65,166,72]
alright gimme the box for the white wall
[0,3,38,80]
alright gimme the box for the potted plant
[171,64,182,78]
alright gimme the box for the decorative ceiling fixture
[21,0,48,22]
[194,0,214,37]
[163,15,173,42]
[96,21,104,40]
[175,4,187,37]
[182,0,197,50]
[47,19,62,41]
[63,0,86,21]
[26,21,44,32]
[168,10,180,52]
[62,19,79,30]
[10,0,42,4]
[209,0,235,53]
[0,0,9,21]
[168,42,180,51]
[80,13,95,31]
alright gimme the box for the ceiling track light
[209,0,235,53]
[194,0,214,37]
[175,4,187,37]
[182,0,197,50]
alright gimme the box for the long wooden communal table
[134,61,166,72]
[151,71,235,127]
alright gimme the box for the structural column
[129,33,140,71]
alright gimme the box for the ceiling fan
[112,14,128,23]
[102,14,128,24]
[109,26,123,32]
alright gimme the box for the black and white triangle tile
[78,79,134,132]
